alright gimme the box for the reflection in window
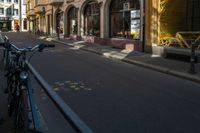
[110,0,140,39]
[84,2,100,37]
[68,7,78,35]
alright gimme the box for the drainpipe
[51,5,53,35]
[141,0,145,52]
[19,0,22,31]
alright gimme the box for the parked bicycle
[0,36,55,132]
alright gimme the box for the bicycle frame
[2,38,45,132]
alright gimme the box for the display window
[110,0,140,39]
[84,2,100,37]
[68,7,78,35]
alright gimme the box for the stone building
[0,0,27,31]
[26,0,200,53]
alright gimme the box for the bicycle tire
[7,72,18,116]
[14,88,29,132]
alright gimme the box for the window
[0,0,4,2]
[14,9,18,15]
[84,2,100,36]
[27,2,30,11]
[6,8,11,15]
[68,7,78,35]
[14,0,18,3]
[7,0,11,3]
[23,19,27,30]
[0,8,4,15]
[110,0,140,39]
[187,0,200,30]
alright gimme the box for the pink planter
[68,35,141,51]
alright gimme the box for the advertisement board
[131,10,140,37]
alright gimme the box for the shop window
[186,0,200,31]
[110,0,140,39]
[68,7,78,35]
[56,11,63,34]
[84,2,100,37]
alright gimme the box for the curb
[52,39,200,83]
[122,58,200,83]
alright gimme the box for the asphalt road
[1,32,200,133]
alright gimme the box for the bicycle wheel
[6,70,18,116]
[15,88,29,132]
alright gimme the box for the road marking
[53,80,93,92]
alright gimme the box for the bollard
[189,39,196,74]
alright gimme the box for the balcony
[27,9,36,17]
[32,6,42,15]
[48,0,64,5]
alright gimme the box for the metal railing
[0,34,94,133]
[26,62,94,133]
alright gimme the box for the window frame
[0,8,4,15]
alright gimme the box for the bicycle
[0,36,55,132]
[2,35,11,70]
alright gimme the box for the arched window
[68,7,78,35]
[110,0,140,39]
[56,10,63,34]
[84,2,100,37]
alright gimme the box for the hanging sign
[123,2,130,10]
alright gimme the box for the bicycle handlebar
[9,43,55,53]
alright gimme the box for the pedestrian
[16,24,20,32]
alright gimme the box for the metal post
[189,39,196,74]
[141,0,145,52]
[19,0,22,31]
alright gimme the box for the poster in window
[131,10,140,38]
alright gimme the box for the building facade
[26,0,200,53]
[0,0,27,31]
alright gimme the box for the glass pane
[110,0,140,39]
[84,2,100,36]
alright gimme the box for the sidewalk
[42,36,200,83]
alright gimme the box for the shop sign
[123,2,130,10]
[131,10,140,37]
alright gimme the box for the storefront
[158,0,200,48]
[0,17,12,31]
